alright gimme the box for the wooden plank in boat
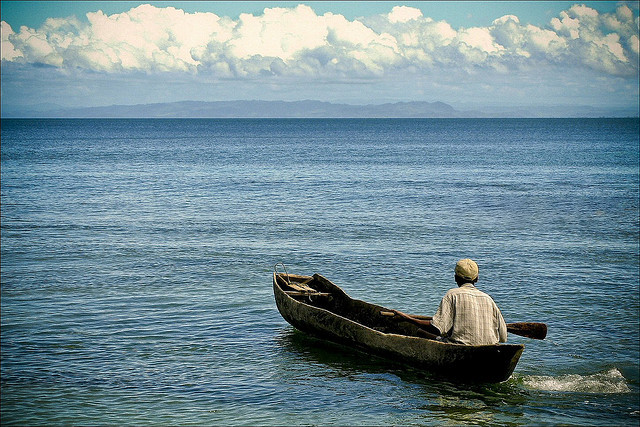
[285,291,331,297]
[276,274,316,292]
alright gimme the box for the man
[396,259,507,345]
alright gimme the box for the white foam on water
[523,368,631,393]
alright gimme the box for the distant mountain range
[2,100,637,118]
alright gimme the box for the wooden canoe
[273,272,524,383]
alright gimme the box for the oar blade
[507,322,547,340]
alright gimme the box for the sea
[1,118,638,426]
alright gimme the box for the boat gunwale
[273,272,524,351]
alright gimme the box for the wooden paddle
[380,311,547,340]
[504,321,547,340]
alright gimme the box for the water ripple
[2,118,638,426]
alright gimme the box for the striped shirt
[431,283,507,345]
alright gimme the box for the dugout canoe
[273,271,524,383]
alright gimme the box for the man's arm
[394,310,441,336]
[497,310,508,343]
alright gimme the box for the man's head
[455,258,479,285]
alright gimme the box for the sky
[1,1,639,113]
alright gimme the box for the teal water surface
[1,118,638,425]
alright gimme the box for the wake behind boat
[273,270,525,383]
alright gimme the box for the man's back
[431,283,507,345]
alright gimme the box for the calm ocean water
[1,118,638,425]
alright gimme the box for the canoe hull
[273,272,524,383]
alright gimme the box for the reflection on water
[273,327,638,425]
[274,327,528,425]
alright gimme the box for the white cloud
[0,3,638,79]
[629,34,640,55]
[458,27,503,54]
[1,22,23,61]
[229,5,327,61]
[387,6,423,24]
